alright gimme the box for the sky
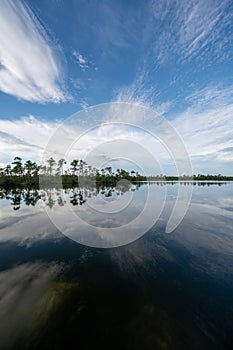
[0,0,233,175]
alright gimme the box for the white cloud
[72,50,89,71]
[0,92,232,175]
[0,115,58,163]
[0,0,68,103]
[172,103,233,163]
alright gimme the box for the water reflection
[0,263,61,349]
[0,182,232,349]
[0,188,42,210]
[0,181,226,211]
[0,183,142,210]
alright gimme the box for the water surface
[0,182,233,350]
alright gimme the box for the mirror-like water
[0,182,233,350]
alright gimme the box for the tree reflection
[0,184,139,210]
[0,181,226,211]
[70,189,86,206]
[11,189,21,210]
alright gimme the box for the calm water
[0,182,233,350]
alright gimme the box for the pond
[0,182,233,350]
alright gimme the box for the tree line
[0,157,232,188]
[0,156,144,177]
[0,157,146,187]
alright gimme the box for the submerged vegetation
[0,157,232,189]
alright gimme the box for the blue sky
[0,0,233,174]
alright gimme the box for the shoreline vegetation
[0,157,233,189]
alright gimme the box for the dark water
[0,182,233,350]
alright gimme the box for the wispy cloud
[149,0,232,64]
[72,50,89,71]
[79,98,89,109]
[114,0,232,111]
[172,102,233,163]
[0,0,68,103]
[185,84,233,108]
[114,67,161,109]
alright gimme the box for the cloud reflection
[0,262,61,349]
